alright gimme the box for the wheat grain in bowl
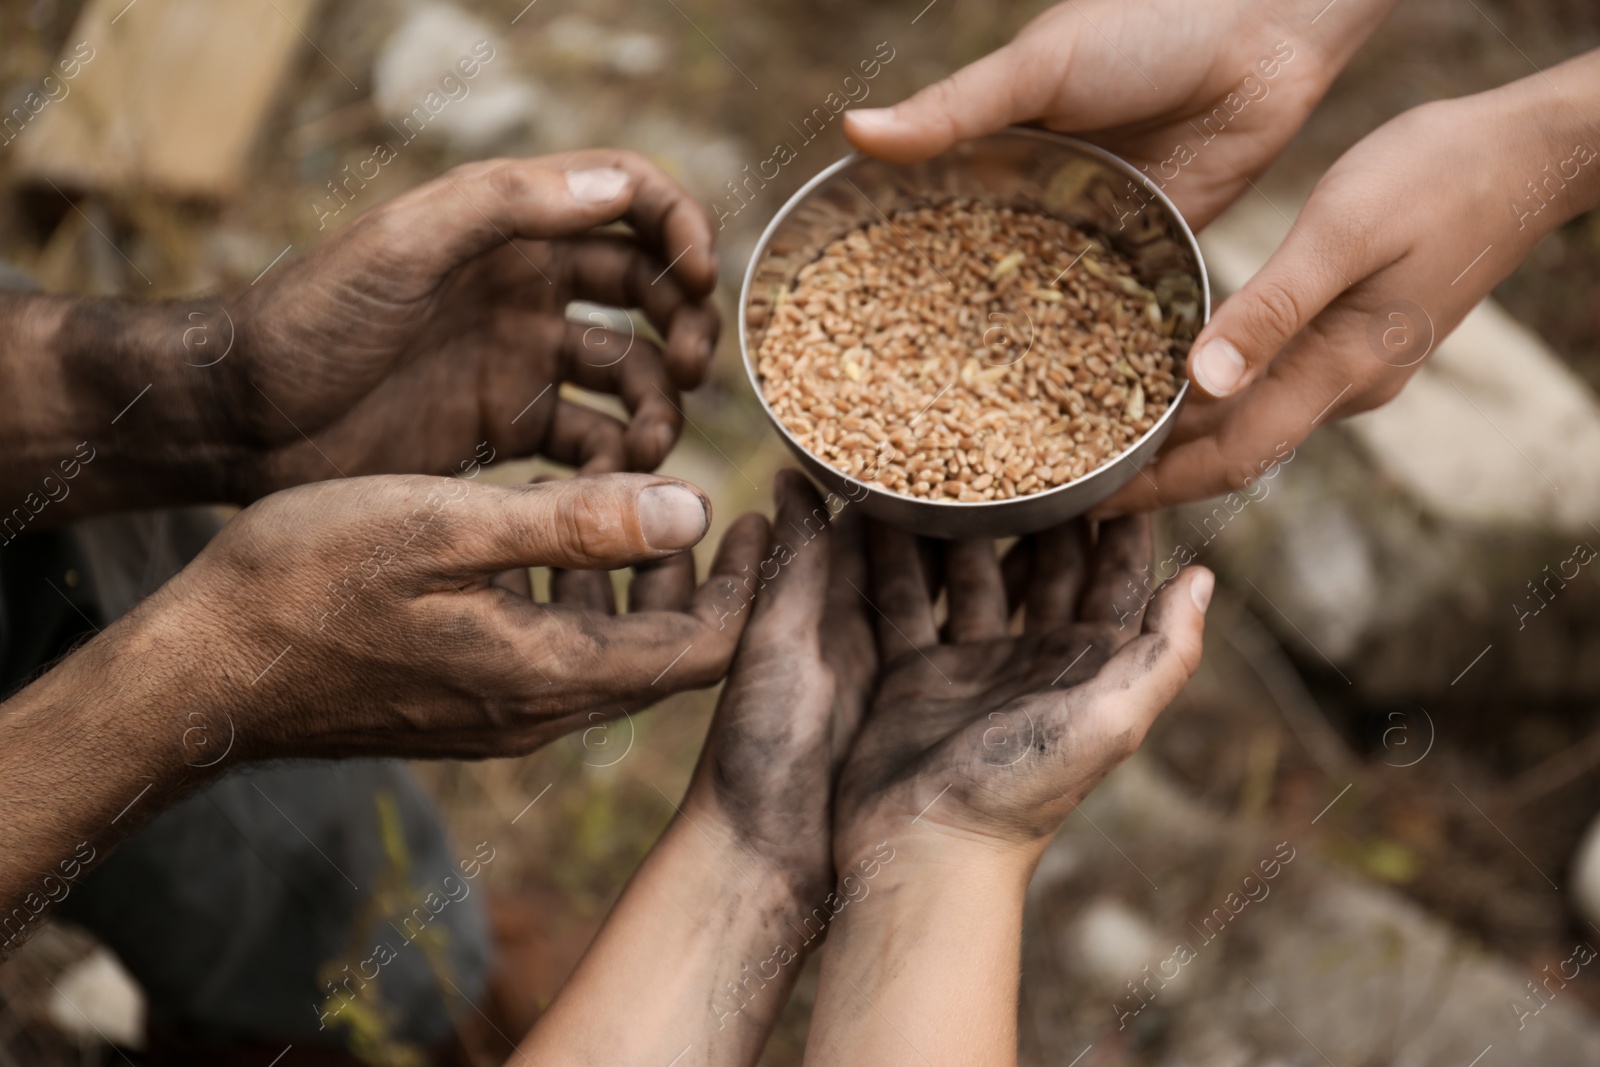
[755,199,1188,503]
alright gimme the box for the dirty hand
[831,515,1211,869]
[802,516,1211,1067]
[153,472,765,760]
[513,472,876,1067]
[1097,54,1600,513]
[680,470,876,904]
[222,150,719,496]
[845,0,1396,228]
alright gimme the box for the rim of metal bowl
[738,127,1210,512]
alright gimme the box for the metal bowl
[738,127,1209,539]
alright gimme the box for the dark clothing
[1,509,489,1052]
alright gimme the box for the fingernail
[567,167,630,203]
[1190,338,1247,397]
[640,484,708,550]
[846,107,895,129]
[1190,568,1215,613]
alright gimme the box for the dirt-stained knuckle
[478,156,545,210]
[547,486,621,567]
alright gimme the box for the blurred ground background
[3,0,1600,1063]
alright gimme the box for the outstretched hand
[511,472,877,1067]
[845,0,1392,229]
[226,150,720,496]
[1095,57,1600,513]
[800,515,1211,1067]
[158,472,765,761]
[682,470,877,903]
[832,515,1212,866]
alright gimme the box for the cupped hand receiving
[512,472,878,1067]
[832,515,1212,867]
[680,470,877,903]
[225,150,719,497]
[153,472,767,761]
[1097,58,1600,513]
[845,0,1393,228]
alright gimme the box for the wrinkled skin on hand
[157,472,768,762]
[832,515,1211,863]
[223,150,720,497]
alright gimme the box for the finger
[432,473,712,574]
[361,157,646,287]
[749,469,831,636]
[559,234,721,389]
[943,539,1008,643]
[545,148,718,296]
[822,505,875,765]
[353,151,716,311]
[918,537,946,606]
[1062,566,1212,746]
[1185,195,1387,401]
[1001,536,1034,620]
[561,321,681,469]
[1026,520,1090,632]
[628,551,698,612]
[1076,515,1152,632]
[550,567,616,613]
[867,522,938,658]
[825,505,869,624]
[843,41,1052,163]
[542,399,629,474]
[493,511,768,704]
[1091,368,1317,515]
[490,567,532,597]
[687,511,771,640]
[521,470,592,604]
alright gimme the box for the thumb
[351,157,638,282]
[843,42,1046,163]
[1188,206,1366,400]
[439,473,712,574]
